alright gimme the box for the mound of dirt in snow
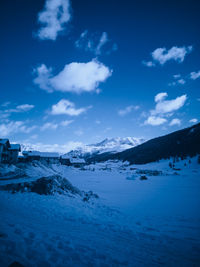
[0,175,99,201]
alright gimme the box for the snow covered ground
[0,157,200,266]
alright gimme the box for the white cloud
[152,94,187,115]
[177,79,185,85]
[33,64,53,92]
[151,46,192,65]
[0,121,36,137]
[75,30,117,55]
[51,99,91,116]
[155,92,168,103]
[142,61,155,67]
[16,104,35,111]
[118,105,140,116]
[169,118,181,126]
[40,122,58,131]
[33,59,112,93]
[144,116,167,126]
[144,93,187,127]
[190,70,200,80]
[173,74,181,79]
[36,0,71,40]
[169,74,186,86]
[4,104,35,114]
[95,32,108,55]
[60,120,73,126]
[189,118,198,123]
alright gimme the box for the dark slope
[87,123,200,164]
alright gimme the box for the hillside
[87,123,200,164]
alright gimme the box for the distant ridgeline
[87,123,200,164]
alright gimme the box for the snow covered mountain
[64,137,145,158]
[89,123,200,164]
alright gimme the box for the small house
[22,151,60,164]
[60,155,71,166]
[8,144,21,163]
[70,157,86,168]
[0,139,21,164]
[40,152,60,164]
[0,139,11,163]
[22,151,41,161]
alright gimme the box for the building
[8,144,21,163]
[70,157,86,168]
[0,139,10,163]
[0,139,21,164]
[60,155,71,166]
[22,151,60,164]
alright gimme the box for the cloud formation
[154,92,168,103]
[40,119,73,131]
[144,116,167,126]
[75,30,117,55]
[0,120,36,137]
[189,118,198,123]
[40,122,58,131]
[169,118,181,126]
[143,46,192,66]
[190,70,200,80]
[118,105,140,116]
[142,61,155,67]
[51,99,91,116]
[60,120,73,126]
[4,104,35,114]
[152,94,187,115]
[144,93,187,126]
[33,60,112,93]
[168,74,186,86]
[152,46,192,65]
[36,0,71,40]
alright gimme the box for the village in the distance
[0,138,85,167]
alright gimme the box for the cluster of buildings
[0,138,85,167]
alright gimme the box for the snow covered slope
[0,157,200,266]
[89,123,200,164]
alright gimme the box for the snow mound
[0,175,79,195]
[0,175,99,202]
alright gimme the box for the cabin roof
[0,139,10,146]
[70,158,85,164]
[22,151,59,158]
[60,154,70,159]
[9,144,21,151]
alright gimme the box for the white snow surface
[63,136,145,158]
[0,157,200,266]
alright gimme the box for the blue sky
[0,0,200,152]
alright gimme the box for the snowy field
[0,158,200,266]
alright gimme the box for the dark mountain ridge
[87,123,200,164]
